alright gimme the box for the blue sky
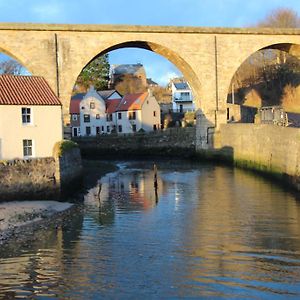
[0,0,299,85]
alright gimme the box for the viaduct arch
[0,23,299,130]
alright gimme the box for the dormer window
[90,102,95,109]
[21,107,31,124]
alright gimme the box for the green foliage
[77,54,110,91]
[53,140,78,157]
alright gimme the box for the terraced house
[0,75,63,160]
[70,87,161,136]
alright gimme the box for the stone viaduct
[0,23,300,145]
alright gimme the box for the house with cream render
[0,75,63,160]
[115,92,161,133]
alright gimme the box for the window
[72,114,78,121]
[96,114,100,119]
[90,102,95,109]
[132,124,137,132]
[23,139,33,157]
[118,125,122,133]
[106,114,112,121]
[22,107,31,124]
[84,114,90,123]
[129,111,136,120]
[96,127,100,135]
[107,126,110,133]
[118,112,122,120]
[101,126,104,132]
[153,111,156,117]
[86,126,91,136]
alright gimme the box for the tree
[77,54,110,91]
[0,59,23,75]
[257,8,300,28]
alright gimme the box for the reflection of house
[70,87,161,136]
[171,81,194,112]
[0,75,63,159]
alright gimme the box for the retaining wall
[0,143,82,201]
[76,127,196,158]
[217,124,300,190]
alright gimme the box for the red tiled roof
[117,92,148,111]
[69,99,81,114]
[0,75,61,106]
[106,98,121,114]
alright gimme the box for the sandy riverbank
[0,201,73,244]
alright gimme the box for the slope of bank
[0,201,73,245]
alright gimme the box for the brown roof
[0,75,61,106]
[69,99,81,114]
[117,92,148,111]
[106,99,121,114]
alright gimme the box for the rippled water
[1,160,300,299]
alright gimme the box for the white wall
[0,105,63,160]
[141,95,161,132]
[80,87,107,136]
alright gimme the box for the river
[0,160,300,299]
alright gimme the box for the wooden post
[154,164,158,203]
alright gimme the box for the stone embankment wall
[0,141,82,201]
[217,124,300,190]
[0,158,57,200]
[75,127,196,158]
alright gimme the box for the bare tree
[0,59,23,75]
[257,8,300,28]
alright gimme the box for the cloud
[157,71,180,86]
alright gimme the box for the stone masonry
[0,23,299,137]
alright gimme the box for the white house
[171,81,195,112]
[79,87,107,136]
[70,88,161,136]
[0,75,63,160]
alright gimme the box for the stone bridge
[0,23,300,144]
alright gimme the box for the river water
[0,160,300,299]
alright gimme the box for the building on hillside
[69,87,161,136]
[0,75,63,160]
[171,81,195,112]
[109,64,147,94]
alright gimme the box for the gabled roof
[117,92,148,111]
[0,74,61,106]
[106,99,121,114]
[69,99,81,114]
[98,90,121,100]
[174,82,189,90]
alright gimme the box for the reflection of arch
[0,47,32,75]
[73,40,202,109]
[226,42,300,108]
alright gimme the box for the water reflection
[0,161,300,298]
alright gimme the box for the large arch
[66,40,203,121]
[0,47,33,75]
[226,42,300,101]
